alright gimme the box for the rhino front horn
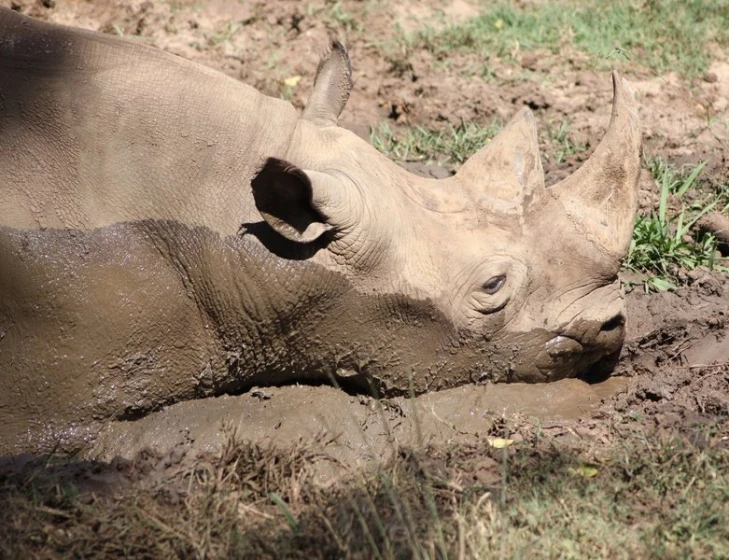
[549,71,642,257]
[302,40,353,127]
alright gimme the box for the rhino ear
[251,158,343,243]
[456,108,544,215]
[302,40,353,127]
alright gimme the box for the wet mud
[88,377,630,465]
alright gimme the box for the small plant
[328,1,361,33]
[625,159,721,292]
[370,120,500,166]
[551,120,587,163]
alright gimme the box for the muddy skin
[86,270,729,466]
[0,218,620,454]
[0,220,469,452]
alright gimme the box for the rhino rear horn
[456,108,545,217]
[549,72,642,257]
[302,40,353,127]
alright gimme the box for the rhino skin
[0,8,641,453]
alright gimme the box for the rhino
[0,8,641,453]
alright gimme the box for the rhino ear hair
[251,158,339,243]
[302,39,353,127]
[456,108,544,215]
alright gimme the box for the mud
[87,377,630,465]
[1,0,728,492]
[83,269,729,473]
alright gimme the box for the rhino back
[0,8,297,234]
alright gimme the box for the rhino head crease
[0,7,641,453]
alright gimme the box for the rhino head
[251,42,641,388]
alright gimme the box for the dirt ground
[1,0,729,557]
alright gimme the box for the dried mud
[1,0,729,517]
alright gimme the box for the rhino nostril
[600,313,625,333]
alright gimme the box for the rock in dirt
[697,211,729,255]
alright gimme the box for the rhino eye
[482,275,506,295]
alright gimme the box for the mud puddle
[87,376,630,468]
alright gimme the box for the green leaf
[676,160,706,197]
[646,276,676,292]
[568,464,599,478]
[269,492,299,531]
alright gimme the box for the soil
[1,0,729,543]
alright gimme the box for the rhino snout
[533,312,626,379]
[559,312,626,354]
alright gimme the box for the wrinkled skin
[0,9,641,453]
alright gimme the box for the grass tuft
[625,158,725,292]
[550,119,587,163]
[370,120,500,166]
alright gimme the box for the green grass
[625,158,724,292]
[402,0,729,80]
[550,119,587,163]
[370,120,501,166]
